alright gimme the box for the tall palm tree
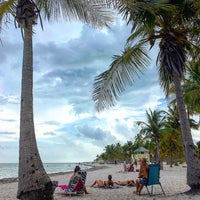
[92,0,200,189]
[1,0,112,199]
[161,105,183,167]
[136,109,166,163]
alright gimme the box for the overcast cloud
[0,17,199,163]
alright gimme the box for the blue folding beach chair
[145,163,165,196]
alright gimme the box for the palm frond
[36,0,113,28]
[114,0,174,27]
[0,0,16,32]
[127,25,144,42]
[158,63,173,96]
[93,43,150,112]
[157,34,187,89]
[136,121,149,127]
[184,89,200,104]
[136,108,166,141]
[0,0,15,16]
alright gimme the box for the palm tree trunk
[170,141,172,168]
[17,20,54,200]
[155,137,160,163]
[173,76,200,190]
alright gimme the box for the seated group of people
[123,160,137,172]
[60,158,149,195]
[90,174,135,188]
[91,158,149,195]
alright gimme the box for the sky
[0,15,199,163]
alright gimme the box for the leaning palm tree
[136,109,166,164]
[1,0,112,199]
[93,0,200,189]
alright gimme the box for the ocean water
[0,163,91,179]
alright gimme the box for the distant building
[133,146,150,162]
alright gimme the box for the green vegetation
[0,1,112,200]
[93,0,200,190]
[95,105,199,166]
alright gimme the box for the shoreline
[0,163,200,200]
[0,163,107,184]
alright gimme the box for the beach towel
[58,184,68,190]
[93,185,123,189]
[58,178,83,195]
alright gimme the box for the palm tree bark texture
[172,75,200,189]
[13,0,113,199]
[16,0,53,199]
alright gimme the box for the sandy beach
[0,163,200,200]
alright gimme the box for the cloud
[77,124,118,146]
[43,132,56,136]
[0,131,16,135]
[0,141,19,163]
[1,17,199,164]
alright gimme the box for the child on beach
[90,174,114,188]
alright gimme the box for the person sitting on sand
[69,165,89,194]
[133,158,149,195]
[128,163,134,172]
[115,179,135,186]
[90,174,114,188]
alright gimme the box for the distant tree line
[95,103,200,167]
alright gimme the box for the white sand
[0,163,200,200]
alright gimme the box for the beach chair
[58,171,87,196]
[58,178,84,196]
[145,163,165,196]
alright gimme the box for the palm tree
[182,63,200,119]
[134,132,145,148]
[1,0,112,199]
[161,105,184,167]
[168,62,200,122]
[122,141,134,163]
[136,109,166,163]
[92,0,200,189]
[114,142,123,161]
[104,144,116,162]
[195,141,200,159]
